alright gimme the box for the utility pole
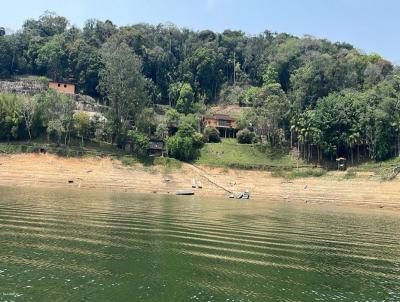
[233,51,236,85]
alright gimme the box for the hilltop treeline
[1,12,400,161]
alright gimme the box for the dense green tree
[165,108,181,128]
[2,13,400,164]
[127,130,150,157]
[18,96,37,140]
[0,94,23,140]
[98,38,148,144]
[37,90,75,144]
[0,37,13,78]
[176,83,195,114]
[167,122,203,161]
[190,47,223,101]
[36,34,68,80]
[73,111,90,146]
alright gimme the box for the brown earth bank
[0,153,399,211]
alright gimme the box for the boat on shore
[176,190,195,196]
[242,190,250,199]
[230,190,250,199]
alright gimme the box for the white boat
[242,190,250,199]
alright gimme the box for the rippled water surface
[0,186,400,301]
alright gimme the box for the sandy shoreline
[1,153,399,211]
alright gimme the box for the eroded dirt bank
[0,153,399,211]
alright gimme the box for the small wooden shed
[336,157,347,171]
[49,81,75,94]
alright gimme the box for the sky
[2,0,399,64]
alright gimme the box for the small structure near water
[336,157,347,171]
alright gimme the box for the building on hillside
[124,137,166,157]
[148,139,166,156]
[203,114,238,138]
[49,81,75,94]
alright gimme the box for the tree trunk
[398,132,400,157]
[27,128,32,141]
[290,130,293,148]
[351,148,353,165]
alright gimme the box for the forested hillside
[1,12,400,162]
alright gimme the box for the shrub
[153,157,182,169]
[127,130,150,157]
[203,126,220,143]
[167,135,199,161]
[120,155,138,166]
[237,128,256,144]
[286,168,326,180]
[167,123,204,161]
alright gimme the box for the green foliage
[0,93,23,140]
[237,129,256,144]
[167,122,204,161]
[99,38,148,142]
[0,37,13,78]
[135,108,156,135]
[127,130,150,157]
[343,170,357,179]
[1,13,400,165]
[37,90,75,144]
[203,125,221,143]
[18,96,38,140]
[284,168,326,180]
[36,34,68,80]
[262,65,279,86]
[165,108,181,127]
[196,138,305,170]
[153,157,182,169]
[176,83,195,114]
[180,114,201,132]
[73,111,90,146]
[167,82,183,106]
[120,155,138,166]
[190,47,223,101]
[218,84,247,105]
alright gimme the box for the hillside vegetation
[196,139,307,170]
[0,12,399,167]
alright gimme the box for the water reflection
[0,186,399,301]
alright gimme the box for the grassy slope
[0,139,182,171]
[195,139,310,171]
[0,139,125,157]
[195,139,400,180]
[2,138,399,180]
[346,157,400,179]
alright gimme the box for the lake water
[0,186,399,302]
